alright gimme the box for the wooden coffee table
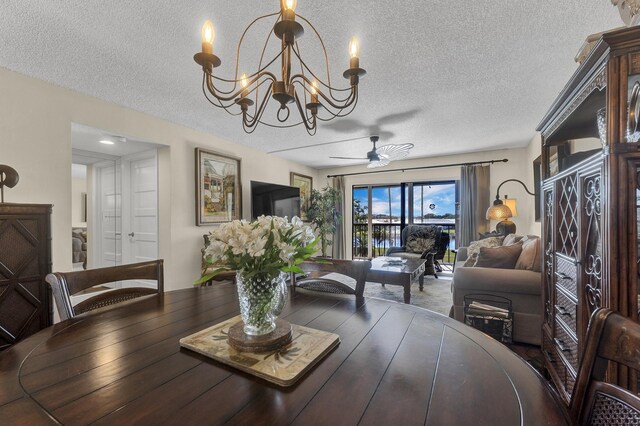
[367,256,426,304]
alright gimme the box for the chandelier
[193,0,366,135]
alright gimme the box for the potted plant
[307,185,342,257]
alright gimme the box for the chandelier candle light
[194,0,366,135]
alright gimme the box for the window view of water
[352,182,458,261]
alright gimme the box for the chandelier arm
[203,88,242,115]
[205,74,245,102]
[201,74,242,114]
[288,79,354,119]
[290,48,352,92]
[287,81,355,121]
[293,41,309,108]
[316,88,359,121]
[205,71,277,103]
[254,13,282,112]
[315,84,357,110]
[219,10,281,95]
[242,82,275,128]
[293,91,316,132]
[256,120,305,128]
[211,44,285,85]
[295,13,337,96]
[290,74,355,108]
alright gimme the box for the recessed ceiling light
[99,139,114,145]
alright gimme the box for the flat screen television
[251,180,301,220]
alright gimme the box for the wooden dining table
[0,284,568,425]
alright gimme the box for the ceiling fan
[330,136,414,168]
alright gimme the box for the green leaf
[192,267,232,286]
[282,265,305,274]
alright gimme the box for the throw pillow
[463,236,505,267]
[502,234,524,246]
[474,243,523,269]
[406,236,435,254]
[515,237,541,272]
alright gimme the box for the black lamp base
[496,220,516,236]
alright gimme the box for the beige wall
[321,143,542,257]
[0,67,319,291]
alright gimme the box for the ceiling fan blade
[330,156,368,160]
[376,143,414,161]
[367,158,391,169]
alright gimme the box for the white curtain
[458,165,490,247]
[331,176,346,259]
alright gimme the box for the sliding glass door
[352,181,458,260]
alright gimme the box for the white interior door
[121,150,158,289]
[94,160,122,268]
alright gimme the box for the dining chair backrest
[46,260,164,321]
[569,308,640,425]
[294,259,371,298]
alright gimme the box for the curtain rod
[326,158,509,178]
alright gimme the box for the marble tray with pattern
[179,316,340,387]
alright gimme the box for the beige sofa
[451,245,542,345]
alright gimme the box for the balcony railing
[352,223,457,265]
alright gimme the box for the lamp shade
[486,199,513,220]
[504,198,518,217]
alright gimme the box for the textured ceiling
[0,1,622,168]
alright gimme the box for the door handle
[128,232,135,237]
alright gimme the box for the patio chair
[386,225,441,278]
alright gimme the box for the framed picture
[195,148,242,225]
[290,172,313,221]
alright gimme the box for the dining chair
[46,259,164,320]
[569,308,640,425]
[294,259,371,298]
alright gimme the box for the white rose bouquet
[196,215,319,284]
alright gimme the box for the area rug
[362,272,454,316]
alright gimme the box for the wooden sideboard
[0,203,52,350]
[537,26,640,402]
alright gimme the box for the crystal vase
[235,270,288,336]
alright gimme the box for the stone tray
[179,315,340,387]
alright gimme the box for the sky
[353,183,456,222]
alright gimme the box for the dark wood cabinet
[0,203,52,350]
[538,26,640,403]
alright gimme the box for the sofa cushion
[406,236,435,254]
[515,237,541,272]
[463,236,505,267]
[452,266,542,296]
[474,243,523,269]
[502,234,524,246]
